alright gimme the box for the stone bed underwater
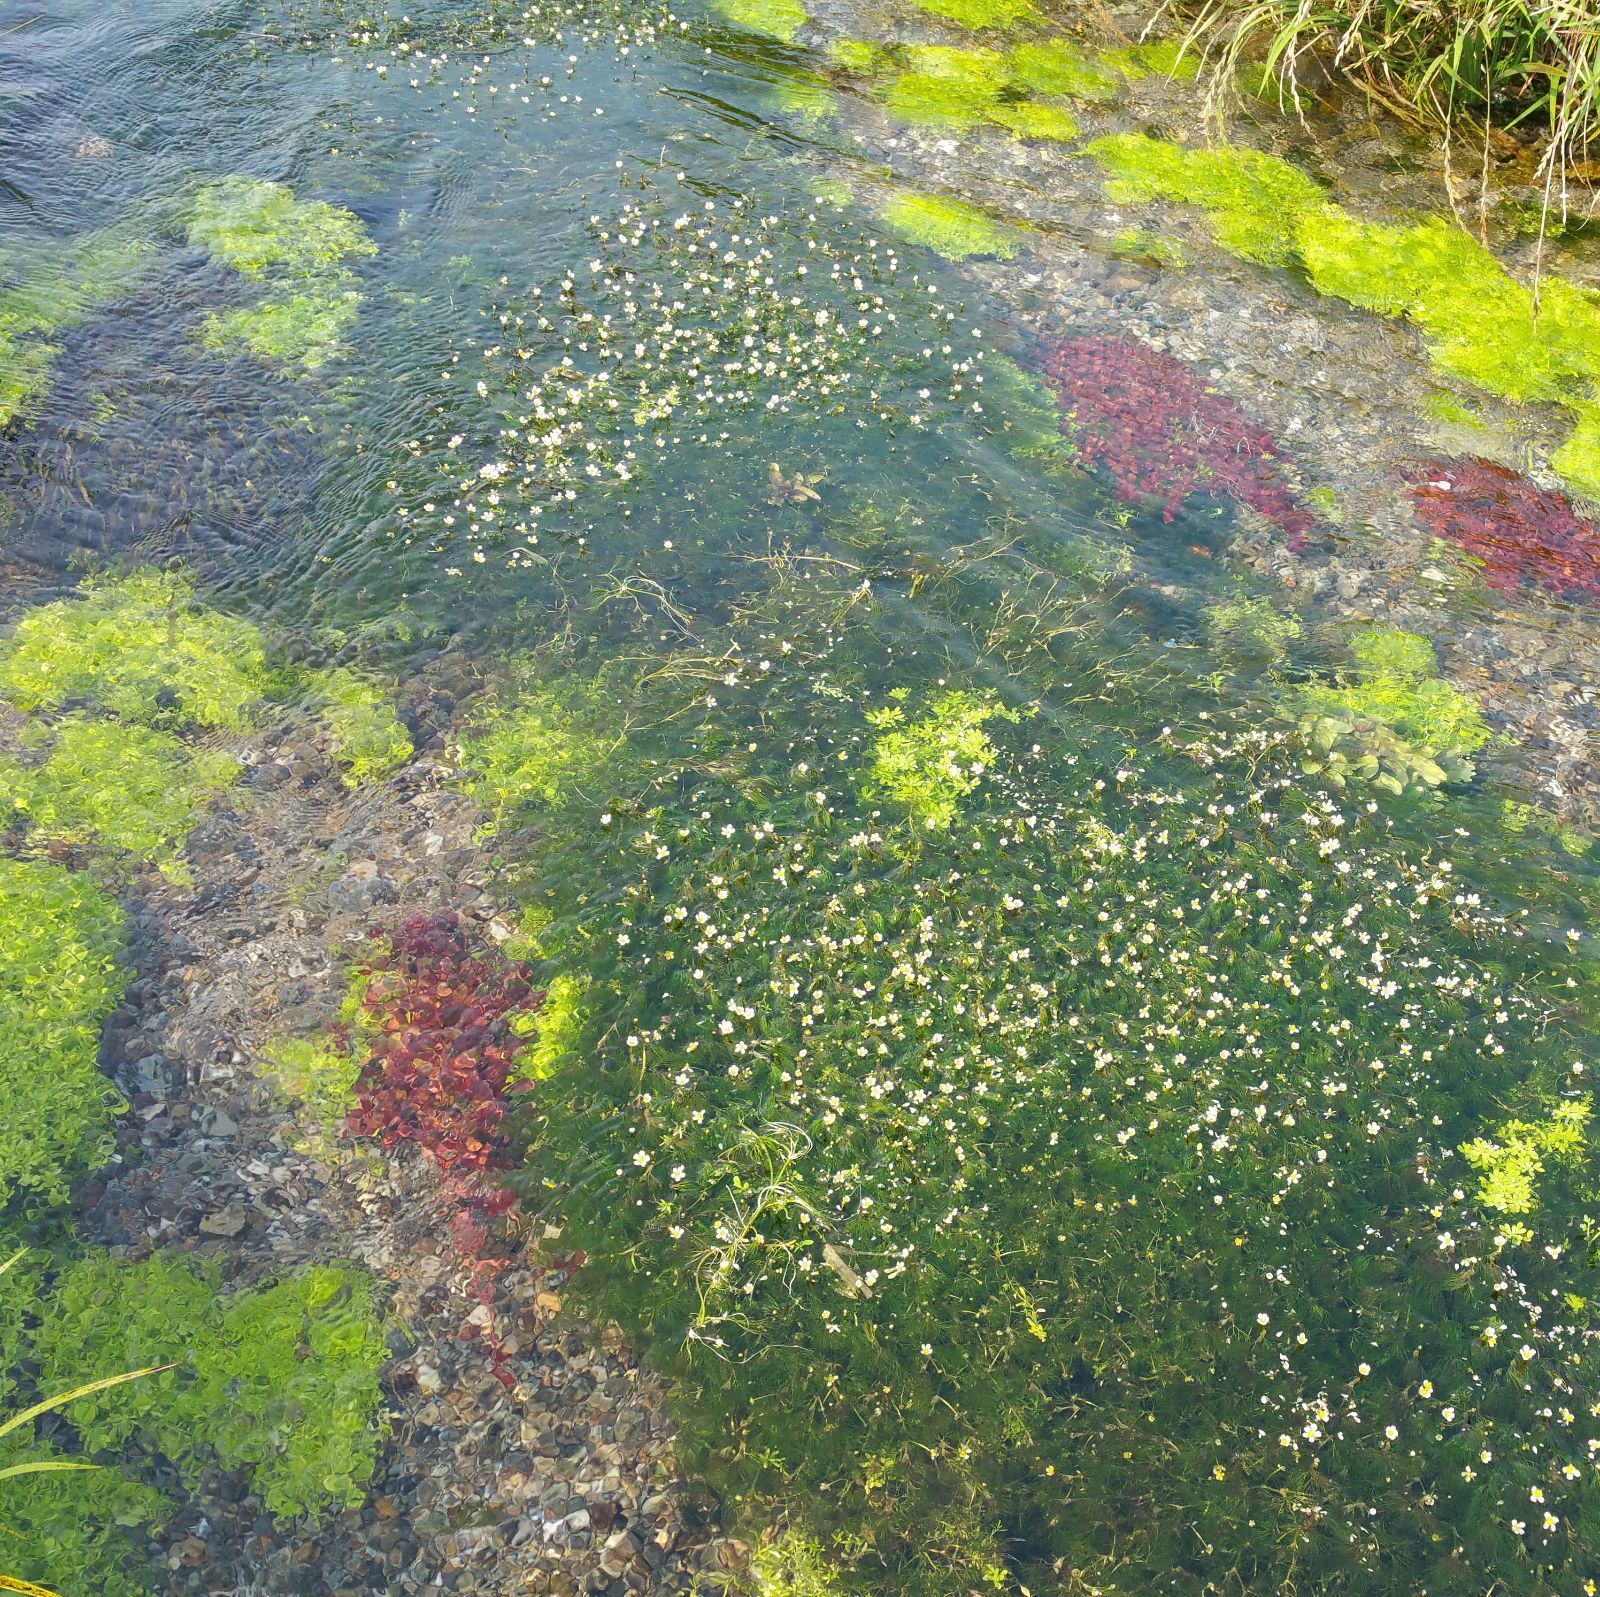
[3,0,1600,1593]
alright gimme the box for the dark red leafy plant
[1406,455,1600,601]
[1036,334,1313,537]
[347,912,542,1382]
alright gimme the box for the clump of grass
[878,191,1021,259]
[1174,0,1600,202]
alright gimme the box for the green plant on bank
[0,719,238,876]
[0,230,150,429]
[1295,624,1490,794]
[316,668,414,788]
[189,178,376,373]
[1174,0,1600,197]
[0,861,127,1211]
[878,192,1020,259]
[863,688,1011,827]
[1085,132,1600,501]
[32,1253,388,1520]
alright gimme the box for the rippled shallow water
[7,0,1600,1590]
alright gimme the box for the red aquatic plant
[1406,455,1600,601]
[347,911,542,1382]
[1036,334,1313,537]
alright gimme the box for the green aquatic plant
[1296,624,1489,794]
[826,38,889,73]
[0,230,150,428]
[1085,135,1600,500]
[315,668,413,788]
[1461,1100,1590,1217]
[189,177,377,277]
[1099,36,1199,79]
[0,568,269,731]
[883,47,1010,129]
[34,1253,388,1521]
[264,1035,363,1133]
[513,970,587,1082]
[991,100,1080,139]
[751,1527,846,1595]
[1109,226,1187,266]
[458,674,619,834]
[910,0,1037,28]
[1003,39,1119,100]
[1202,592,1302,661]
[0,718,238,873]
[711,0,807,41]
[979,353,1080,471]
[878,192,1019,259]
[191,178,376,373]
[864,688,1009,827]
[0,860,127,1211]
[1086,133,1326,265]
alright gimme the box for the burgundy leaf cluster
[1406,455,1600,601]
[346,912,542,1381]
[1036,334,1313,538]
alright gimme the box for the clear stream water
[7,0,1600,1590]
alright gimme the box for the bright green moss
[827,38,889,73]
[992,100,1079,140]
[1100,37,1199,80]
[879,192,1019,260]
[883,70,1002,128]
[0,718,238,871]
[0,859,126,1209]
[514,970,588,1082]
[0,568,269,730]
[1086,134,1326,265]
[189,177,376,276]
[1461,1100,1589,1216]
[910,0,1037,28]
[1297,625,1489,795]
[1003,40,1119,102]
[712,0,808,42]
[201,277,365,374]
[864,689,1010,828]
[1550,403,1600,503]
[264,1034,362,1130]
[35,1253,388,1521]
[316,668,413,787]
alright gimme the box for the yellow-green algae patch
[879,44,1080,138]
[0,568,270,730]
[1003,39,1119,102]
[909,0,1037,30]
[879,191,1021,259]
[190,177,376,373]
[712,0,807,42]
[0,230,150,427]
[1085,132,1600,501]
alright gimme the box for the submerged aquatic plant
[710,0,807,42]
[1083,134,1600,501]
[1407,454,1600,601]
[0,569,268,730]
[878,192,1020,259]
[1296,623,1490,794]
[910,0,1037,28]
[190,177,376,373]
[0,859,126,1209]
[1037,333,1313,533]
[1461,1100,1590,1217]
[863,688,1009,828]
[316,668,414,787]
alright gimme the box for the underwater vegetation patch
[710,0,807,42]
[878,191,1020,258]
[910,0,1036,28]
[1037,333,1312,533]
[1084,134,1600,501]
[1461,1100,1590,1221]
[1296,623,1490,795]
[0,718,239,873]
[29,1251,389,1520]
[0,568,269,729]
[863,688,1010,828]
[0,858,127,1209]
[316,668,414,787]
[190,177,376,373]
[511,628,1600,1596]
[0,229,150,428]
[1409,455,1600,602]
[1003,38,1119,100]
